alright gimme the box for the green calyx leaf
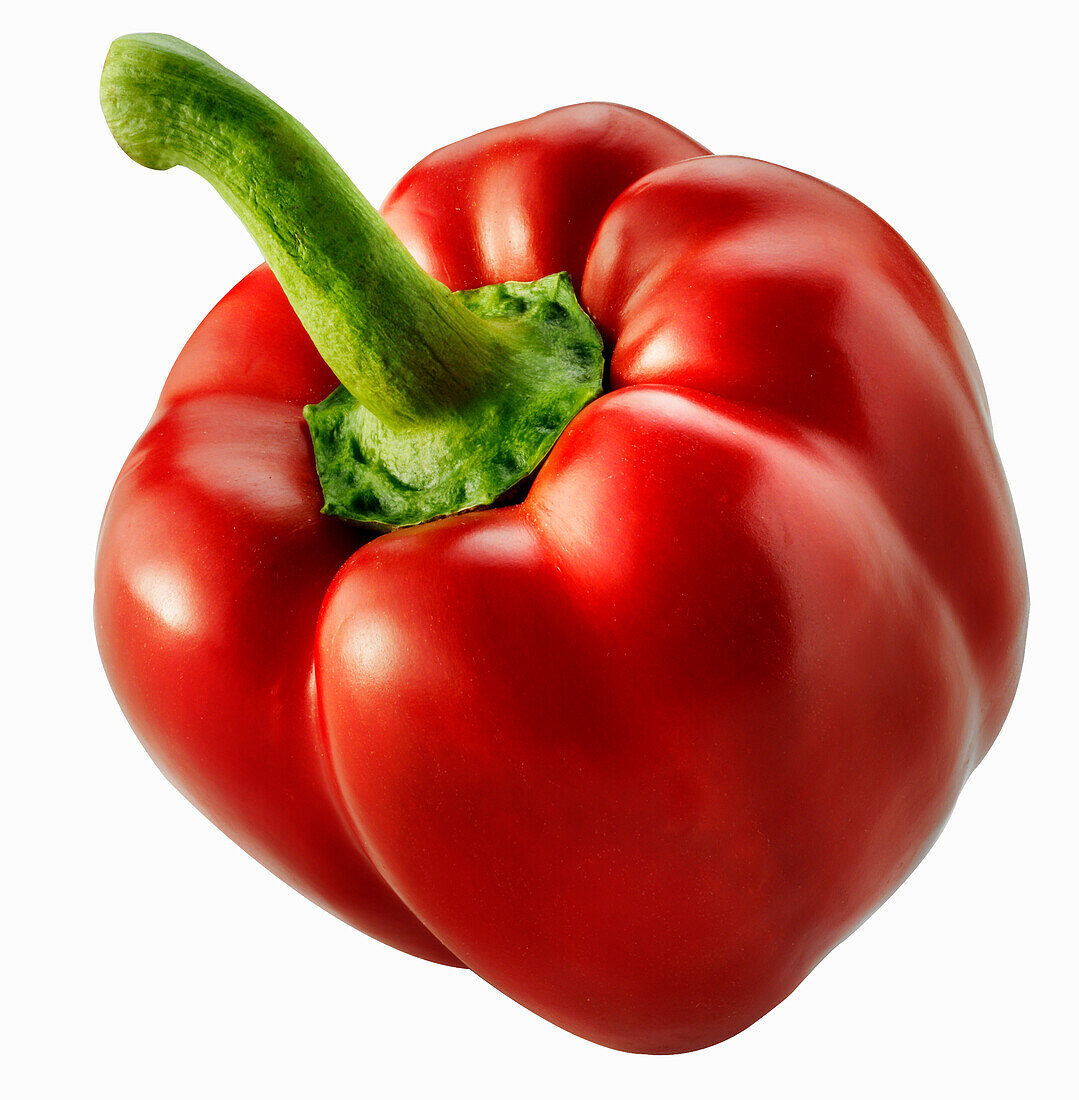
[304,272,604,529]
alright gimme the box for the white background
[4,1,1075,1096]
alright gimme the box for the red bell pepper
[96,34,1027,1053]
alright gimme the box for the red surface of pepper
[96,101,1027,1052]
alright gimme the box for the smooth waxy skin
[320,128,1026,1049]
[94,269,455,963]
[97,101,1026,1053]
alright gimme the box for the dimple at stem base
[305,273,603,528]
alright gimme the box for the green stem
[101,34,604,529]
[100,33,502,427]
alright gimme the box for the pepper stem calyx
[100,33,604,528]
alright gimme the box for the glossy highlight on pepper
[95,33,1027,1053]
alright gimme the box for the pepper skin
[97,37,1026,1055]
[318,150,1027,1052]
